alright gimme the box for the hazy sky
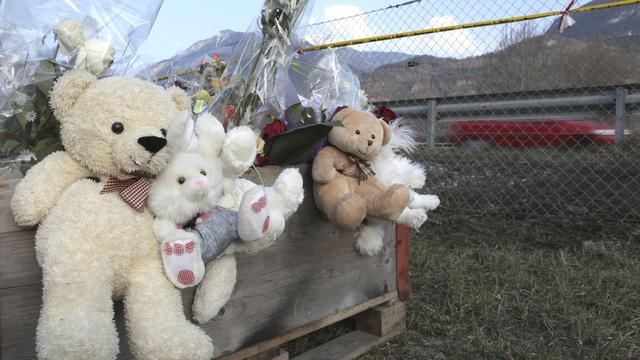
[138,0,564,62]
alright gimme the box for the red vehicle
[448,118,631,148]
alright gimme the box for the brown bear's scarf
[347,155,376,183]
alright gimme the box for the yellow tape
[301,0,640,52]
[155,0,640,81]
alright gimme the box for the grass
[359,212,640,359]
[284,144,640,359]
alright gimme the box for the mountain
[546,0,640,43]
[148,30,413,78]
[359,1,640,102]
[147,30,252,78]
[149,1,640,101]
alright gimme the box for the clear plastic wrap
[0,0,163,170]
[207,0,315,130]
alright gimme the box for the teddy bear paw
[37,310,118,360]
[136,323,214,360]
[397,207,428,229]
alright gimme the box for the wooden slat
[291,331,385,360]
[0,284,40,359]
[396,224,411,301]
[0,230,39,288]
[218,293,397,360]
[0,179,28,234]
[0,165,398,359]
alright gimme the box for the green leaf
[0,139,21,156]
[264,121,342,165]
[285,102,316,128]
[34,60,57,96]
[33,137,62,161]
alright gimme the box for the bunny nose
[367,139,373,146]
[138,136,167,154]
[193,178,207,188]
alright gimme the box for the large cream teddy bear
[10,70,214,360]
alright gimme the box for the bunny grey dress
[180,207,238,263]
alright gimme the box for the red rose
[254,154,269,167]
[261,119,286,141]
[223,105,236,120]
[212,54,221,61]
[374,106,397,123]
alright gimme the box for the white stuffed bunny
[148,111,304,322]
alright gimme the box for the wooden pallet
[0,165,410,359]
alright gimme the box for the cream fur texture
[10,69,213,360]
[356,118,441,255]
[148,112,304,324]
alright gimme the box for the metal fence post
[615,87,627,147]
[426,99,437,149]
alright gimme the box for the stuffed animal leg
[191,254,237,324]
[125,259,214,360]
[192,169,304,322]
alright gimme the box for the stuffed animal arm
[11,151,91,226]
[311,146,340,183]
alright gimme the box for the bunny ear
[167,111,198,153]
[194,112,226,158]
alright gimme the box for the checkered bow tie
[347,155,376,183]
[100,174,150,212]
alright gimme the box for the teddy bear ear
[166,86,191,112]
[380,118,392,145]
[49,69,97,121]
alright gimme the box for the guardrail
[376,85,640,148]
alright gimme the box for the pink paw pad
[174,243,184,256]
[262,216,270,233]
[185,241,196,253]
[251,196,268,213]
[177,270,194,285]
[163,243,173,256]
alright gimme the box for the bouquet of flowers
[208,0,314,129]
[0,0,163,172]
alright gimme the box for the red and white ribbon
[558,0,578,33]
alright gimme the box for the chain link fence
[302,0,640,238]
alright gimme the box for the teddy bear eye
[111,122,124,134]
[371,134,376,139]
[177,176,185,185]
[200,170,207,176]
[355,130,360,135]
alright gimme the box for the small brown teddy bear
[312,107,411,231]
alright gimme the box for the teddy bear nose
[138,136,167,154]
[367,139,373,146]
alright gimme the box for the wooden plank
[218,292,397,360]
[246,348,289,360]
[355,300,406,337]
[291,330,387,360]
[0,284,40,359]
[0,165,398,359]
[0,179,29,234]
[295,302,406,360]
[395,224,411,301]
[0,230,39,288]
[207,166,397,358]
